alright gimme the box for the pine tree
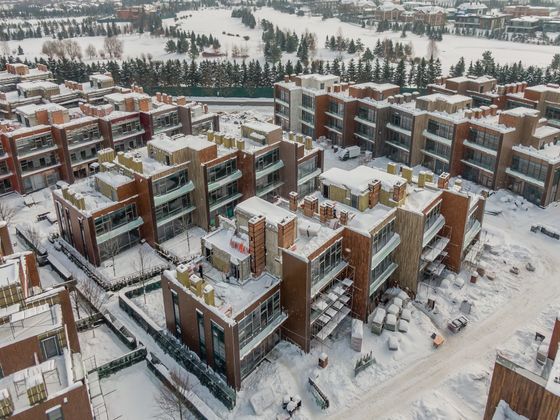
[393,59,406,86]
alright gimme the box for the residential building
[375,2,405,21]
[428,75,505,108]
[503,5,554,17]
[507,16,542,33]
[0,230,92,420]
[483,313,560,419]
[0,63,52,93]
[505,83,560,128]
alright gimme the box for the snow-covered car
[447,316,469,333]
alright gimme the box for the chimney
[400,166,413,182]
[124,97,135,112]
[289,191,298,212]
[319,202,328,223]
[465,109,473,119]
[289,132,295,141]
[176,96,187,106]
[418,171,427,188]
[35,109,49,125]
[303,195,318,218]
[326,202,334,219]
[454,178,463,191]
[387,162,397,175]
[277,218,296,248]
[392,180,406,202]
[236,139,245,151]
[305,136,313,150]
[284,75,289,83]
[437,172,450,189]
[368,180,381,208]
[412,91,420,100]
[480,106,490,117]
[387,96,395,104]
[521,81,527,91]
[176,264,190,287]
[0,221,13,257]
[296,134,304,143]
[489,104,498,116]
[203,284,215,306]
[248,215,266,276]
[50,110,65,124]
[339,209,348,225]
[156,92,162,102]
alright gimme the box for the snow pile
[492,400,529,420]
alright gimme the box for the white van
[337,145,361,161]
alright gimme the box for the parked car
[337,146,361,161]
[448,316,469,333]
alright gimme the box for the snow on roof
[525,84,560,94]
[533,125,560,139]
[419,92,472,104]
[0,259,20,288]
[501,107,540,118]
[352,82,399,92]
[2,124,51,138]
[402,186,442,212]
[16,80,58,90]
[242,120,280,134]
[415,5,445,13]
[52,115,98,129]
[378,2,405,11]
[512,143,560,164]
[236,196,296,227]
[203,227,250,263]
[128,147,169,176]
[15,102,66,116]
[321,166,406,194]
[457,2,488,10]
[95,170,132,189]
[546,354,560,397]
[104,91,150,102]
[492,400,528,420]
[0,304,62,347]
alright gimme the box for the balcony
[386,122,412,136]
[463,219,482,251]
[311,277,353,341]
[255,160,284,180]
[275,97,289,107]
[423,129,452,147]
[369,261,397,296]
[325,111,343,120]
[154,123,182,135]
[68,137,104,151]
[461,158,495,174]
[240,312,288,360]
[153,181,195,207]
[311,260,348,299]
[96,216,144,244]
[207,169,242,193]
[209,192,243,213]
[257,180,284,198]
[156,205,196,227]
[423,214,445,248]
[325,124,343,135]
[21,162,61,177]
[462,139,498,157]
[17,144,58,159]
[354,115,376,128]
[113,128,145,143]
[422,148,450,164]
[371,233,400,269]
[298,167,321,186]
[385,140,410,153]
[505,167,545,188]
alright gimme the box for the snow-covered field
[79,323,131,367]
[3,7,557,72]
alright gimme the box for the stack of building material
[385,314,397,331]
[351,319,363,352]
[371,308,386,335]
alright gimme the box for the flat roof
[236,196,295,227]
[16,102,66,116]
[321,166,406,194]
[0,304,62,348]
[513,143,560,164]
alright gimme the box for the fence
[308,377,330,409]
[94,347,148,379]
[146,355,210,420]
[15,225,48,265]
[57,239,169,291]
[119,284,236,409]
[142,86,274,98]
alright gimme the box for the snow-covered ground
[79,323,131,368]
[101,362,174,420]
[3,7,557,72]
[97,241,167,280]
[131,287,166,329]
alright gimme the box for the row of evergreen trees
[231,8,257,29]
[1,51,558,91]
[0,19,127,41]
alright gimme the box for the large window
[464,149,496,171]
[326,116,343,131]
[0,179,12,195]
[46,406,64,420]
[67,125,101,146]
[155,194,191,222]
[390,112,412,130]
[298,156,318,179]
[94,203,138,236]
[171,290,181,337]
[427,119,454,140]
[154,112,179,130]
[372,253,394,282]
[238,291,281,349]
[197,310,206,360]
[328,101,343,116]
[545,105,560,123]
[424,139,451,160]
[311,240,342,286]
[301,109,314,124]
[256,171,280,195]
[511,155,548,182]
[112,119,142,138]
[211,322,226,378]
[468,128,500,151]
[357,106,376,122]
[425,202,442,231]
[208,159,237,184]
[302,94,314,110]
[153,170,188,196]
[208,181,238,206]
[372,219,396,254]
[19,152,59,173]
[15,133,55,156]
[255,149,280,172]
[387,129,411,149]
[98,229,140,260]
[70,145,101,164]
[355,122,375,140]
[41,335,61,360]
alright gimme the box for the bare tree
[133,245,154,303]
[41,40,56,59]
[78,277,107,337]
[24,224,42,250]
[427,38,439,59]
[0,41,9,56]
[85,44,97,59]
[102,239,120,277]
[0,201,16,223]
[104,36,123,59]
[154,370,191,420]
[64,39,82,60]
